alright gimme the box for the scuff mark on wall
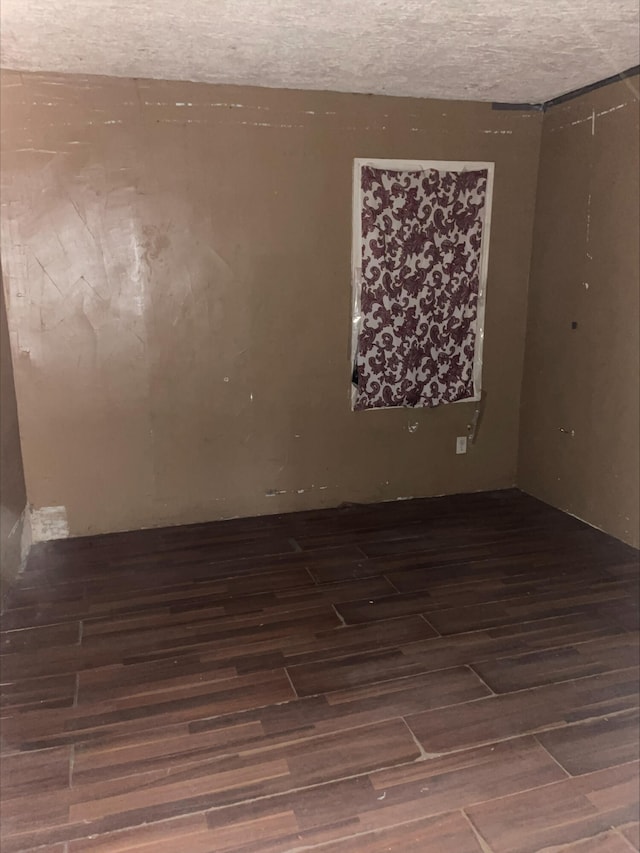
[143,101,272,111]
[14,148,59,154]
[265,484,330,497]
[549,101,630,133]
[596,102,628,117]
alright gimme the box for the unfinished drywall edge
[0,504,31,609]
[30,505,69,542]
[20,506,32,564]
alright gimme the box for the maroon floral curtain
[354,167,488,410]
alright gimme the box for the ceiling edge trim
[491,101,543,112]
[542,64,639,110]
[492,64,640,113]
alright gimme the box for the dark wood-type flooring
[1,489,639,852]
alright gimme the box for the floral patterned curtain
[354,166,488,410]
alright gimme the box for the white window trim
[351,157,495,407]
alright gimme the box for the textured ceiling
[1,0,638,103]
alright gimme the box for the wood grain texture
[1,489,638,852]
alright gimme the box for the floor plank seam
[286,660,498,701]
[5,751,463,848]
[201,752,431,816]
[465,663,497,695]
[466,755,640,810]
[5,652,637,733]
[68,742,75,788]
[429,662,640,700]
[283,631,439,669]
[529,735,572,779]
[402,709,640,763]
[417,610,587,639]
[194,714,419,762]
[399,715,442,760]
[330,604,347,627]
[8,750,621,852]
[0,584,628,632]
[381,573,401,593]
[283,667,299,699]
[455,625,627,654]
[269,809,486,853]
[612,825,640,852]
[460,808,497,853]
[304,567,319,586]
[282,620,627,676]
[420,612,441,635]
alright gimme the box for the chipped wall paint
[1,69,543,536]
[548,101,633,133]
[30,505,69,542]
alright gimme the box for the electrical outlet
[456,436,468,454]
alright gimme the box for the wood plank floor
[1,488,638,853]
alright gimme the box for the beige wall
[0,70,542,537]
[1,276,29,598]
[518,78,640,547]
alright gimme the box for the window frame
[351,157,495,409]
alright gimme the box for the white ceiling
[1,0,638,104]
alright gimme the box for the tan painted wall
[518,78,640,547]
[1,276,29,597]
[0,70,542,537]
